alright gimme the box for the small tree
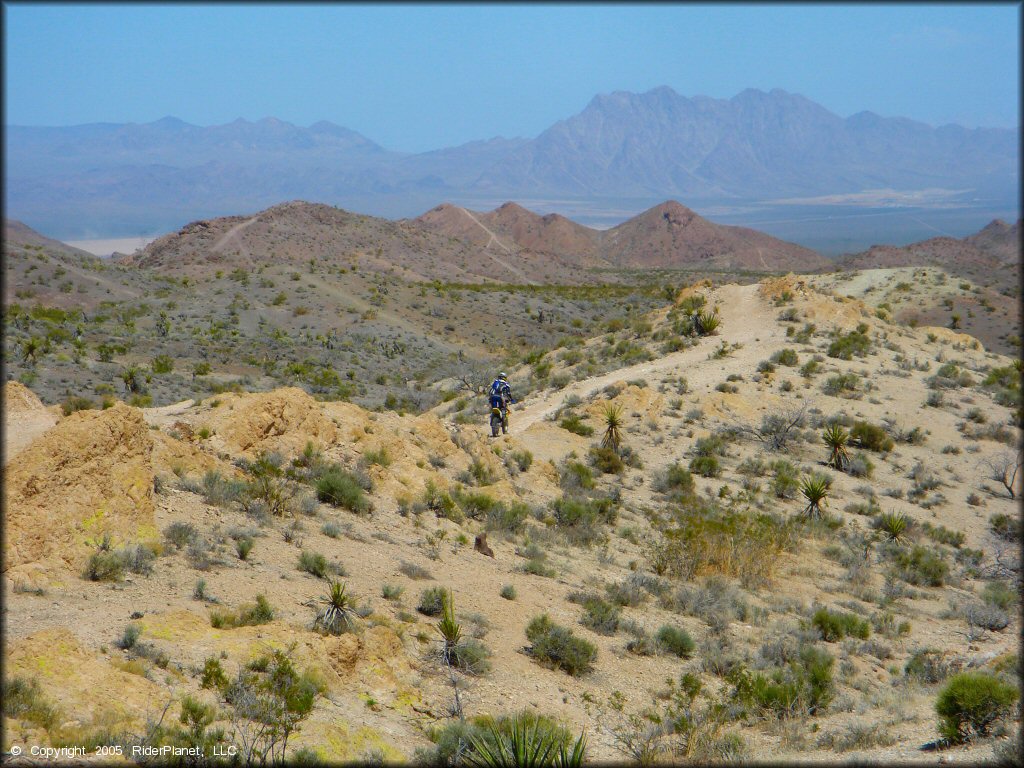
[981,452,1022,500]
[935,672,1018,743]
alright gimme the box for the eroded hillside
[4,275,1020,763]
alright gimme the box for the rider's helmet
[498,372,507,380]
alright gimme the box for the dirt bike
[489,400,510,437]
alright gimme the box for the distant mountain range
[5,87,1019,238]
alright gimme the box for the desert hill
[414,199,830,272]
[837,219,1021,273]
[4,219,95,259]
[965,218,1021,264]
[4,274,1020,762]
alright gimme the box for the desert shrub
[485,501,530,534]
[117,623,142,650]
[656,625,695,658]
[771,459,800,499]
[425,712,583,767]
[560,461,595,490]
[234,537,254,561]
[982,581,1017,612]
[728,644,835,717]
[321,521,341,538]
[989,513,1022,543]
[361,446,391,467]
[297,550,330,579]
[559,412,594,437]
[962,601,1010,632]
[1,676,61,731]
[61,395,95,415]
[823,373,860,396]
[771,348,799,367]
[211,594,275,628]
[500,584,516,600]
[846,453,874,478]
[689,454,720,478]
[827,329,871,360]
[929,362,974,390]
[589,446,625,474]
[579,596,621,635]
[399,561,433,580]
[315,467,370,514]
[507,449,533,472]
[549,495,616,544]
[905,649,961,684]
[935,673,1018,743]
[811,608,871,642]
[450,637,492,675]
[422,481,462,523]
[525,614,597,676]
[418,586,448,616]
[890,545,949,587]
[312,581,357,636]
[198,470,246,507]
[653,463,696,496]
[164,522,198,550]
[200,657,229,690]
[921,522,965,548]
[850,421,894,452]
[648,503,797,588]
[605,572,666,606]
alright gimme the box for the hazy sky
[5,2,1020,152]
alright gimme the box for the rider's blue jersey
[490,379,513,403]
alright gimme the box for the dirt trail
[511,283,780,432]
[456,206,539,285]
[210,215,260,257]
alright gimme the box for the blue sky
[4,2,1020,152]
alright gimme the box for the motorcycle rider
[489,372,514,410]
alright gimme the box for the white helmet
[498,372,507,380]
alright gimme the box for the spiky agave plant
[800,476,829,519]
[436,588,462,664]
[822,424,851,471]
[695,309,720,336]
[601,403,624,454]
[875,510,909,543]
[467,716,587,768]
[313,580,356,635]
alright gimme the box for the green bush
[653,463,695,495]
[559,413,594,437]
[418,586,448,616]
[689,454,721,478]
[61,395,95,416]
[850,421,894,452]
[729,645,835,718]
[655,625,695,658]
[990,513,1022,543]
[823,373,860,396]
[549,495,617,545]
[588,446,624,475]
[982,581,1017,612]
[771,348,799,367]
[560,461,595,490]
[812,608,871,642]
[891,545,949,587]
[935,672,1018,743]
[525,614,597,676]
[827,330,871,360]
[579,596,620,635]
[500,584,516,600]
[297,550,329,579]
[315,467,370,514]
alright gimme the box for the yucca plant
[313,580,356,635]
[468,716,587,768]
[875,510,909,543]
[601,403,624,453]
[695,309,720,336]
[822,424,851,471]
[800,477,829,519]
[436,588,462,663]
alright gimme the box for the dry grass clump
[648,502,798,588]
